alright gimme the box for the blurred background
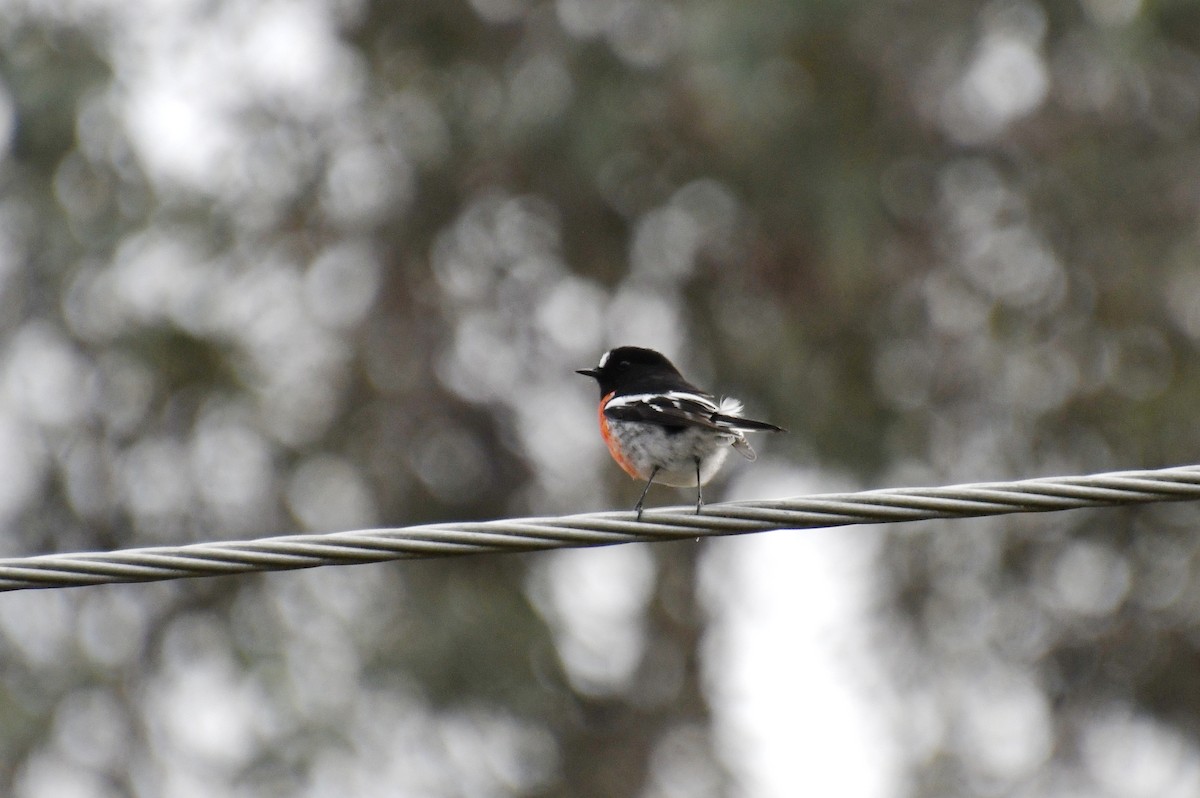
[0,0,1199,795]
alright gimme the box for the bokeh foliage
[0,0,1198,795]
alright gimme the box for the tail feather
[714,396,784,432]
[713,413,785,432]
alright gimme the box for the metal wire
[2,464,1199,592]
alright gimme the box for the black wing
[605,393,783,433]
[603,393,722,430]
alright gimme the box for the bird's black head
[576,346,687,396]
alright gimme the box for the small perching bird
[577,346,784,519]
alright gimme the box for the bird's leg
[694,457,703,515]
[634,466,660,520]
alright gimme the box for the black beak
[576,368,599,378]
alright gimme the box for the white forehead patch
[597,350,612,368]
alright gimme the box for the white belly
[606,420,733,486]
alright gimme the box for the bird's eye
[617,360,629,368]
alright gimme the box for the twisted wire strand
[2,464,1199,592]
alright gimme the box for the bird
[577,346,784,519]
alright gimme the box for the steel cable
[1,464,1199,592]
